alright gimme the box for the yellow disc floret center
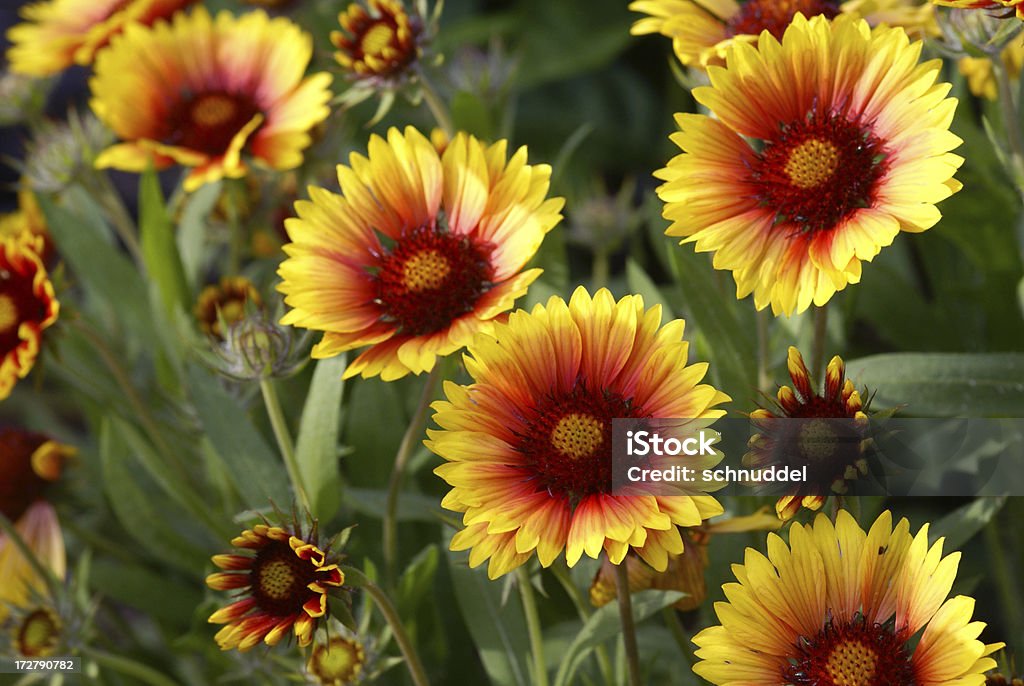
[0,294,17,332]
[403,249,451,292]
[362,22,395,57]
[16,608,60,658]
[191,94,238,128]
[825,638,878,686]
[798,418,839,463]
[550,413,604,460]
[311,637,366,682]
[785,139,840,189]
[258,559,298,601]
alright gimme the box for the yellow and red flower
[746,347,870,520]
[693,510,1003,685]
[655,14,962,316]
[206,524,344,651]
[194,276,263,340]
[0,190,52,265]
[4,0,196,77]
[332,0,423,84]
[427,287,730,579]
[278,126,563,381]
[934,0,1024,19]
[0,235,59,401]
[630,0,937,69]
[0,429,73,622]
[89,7,333,192]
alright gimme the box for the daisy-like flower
[13,607,62,657]
[89,7,333,192]
[960,40,1024,100]
[934,0,1024,19]
[693,510,1003,685]
[278,126,563,381]
[0,235,59,400]
[427,287,730,579]
[4,0,195,77]
[332,0,424,85]
[194,276,263,340]
[630,0,937,69]
[0,429,73,622]
[307,635,367,685]
[206,524,344,651]
[655,14,963,316]
[746,347,870,520]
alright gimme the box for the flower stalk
[259,378,311,513]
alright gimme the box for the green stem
[259,378,311,513]
[592,250,610,291]
[344,567,431,686]
[87,171,145,268]
[384,364,444,587]
[518,567,549,686]
[992,58,1024,200]
[984,521,1024,655]
[810,304,829,381]
[83,648,181,686]
[756,308,770,393]
[550,565,613,683]
[224,180,246,276]
[662,607,697,669]
[418,72,455,139]
[614,561,642,686]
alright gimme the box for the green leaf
[89,557,202,629]
[626,259,674,318]
[451,90,495,139]
[930,497,1007,550]
[295,356,348,520]
[397,545,440,620]
[185,364,291,508]
[139,167,190,315]
[446,545,532,686]
[177,180,222,291]
[553,590,685,686]
[845,353,1024,416]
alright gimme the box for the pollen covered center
[361,22,395,57]
[785,139,839,189]
[258,559,300,600]
[310,637,366,683]
[0,294,17,332]
[825,639,878,686]
[403,249,451,292]
[191,93,239,128]
[550,413,604,460]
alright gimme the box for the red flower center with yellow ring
[517,385,641,501]
[376,224,494,336]
[786,618,914,686]
[0,294,17,333]
[16,608,61,658]
[0,264,47,354]
[164,91,261,156]
[250,541,316,616]
[726,0,840,38]
[750,111,889,233]
[308,636,366,684]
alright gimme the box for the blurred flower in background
[89,7,332,191]
[194,276,264,341]
[656,15,962,316]
[0,189,52,264]
[933,0,1024,20]
[306,632,367,686]
[4,0,196,76]
[960,41,1024,99]
[278,126,563,381]
[18,111,112,195]
[0,428,73,621]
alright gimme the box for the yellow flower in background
[332,0,424,84]
[960,40,1024,99]
[0,235,59,400]
[89,7,332,192]
[747,347,870,520]
[629,0,937,68]
[278,126,563,381]
[693,510,1003,685]
[194,276,263,340]
[0,189,52,265]
[934,0,1024,19]
[428,287,730,579]
[4,0,196,77]
[0,429,74,622]
[206,524,344,652]
[656,14,962,316]
[307,635,367,685]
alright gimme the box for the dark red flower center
[726,0,840,38]
[249,541,317,617]
[374,222,494,337]
[0,257,48,357]
[749,110,889,234]
[163,91,262,157]
[0,429,50,521]
[333,1,420,77]
[786,616,915,686]
[516,383,643,502]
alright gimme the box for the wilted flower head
[194,277,263,341]
[937,4,1024,55]
[565,180,642,256]
[0,71,50,126]
[211,309,308,381]
[20,111,113,194]
[307,633,367,685]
